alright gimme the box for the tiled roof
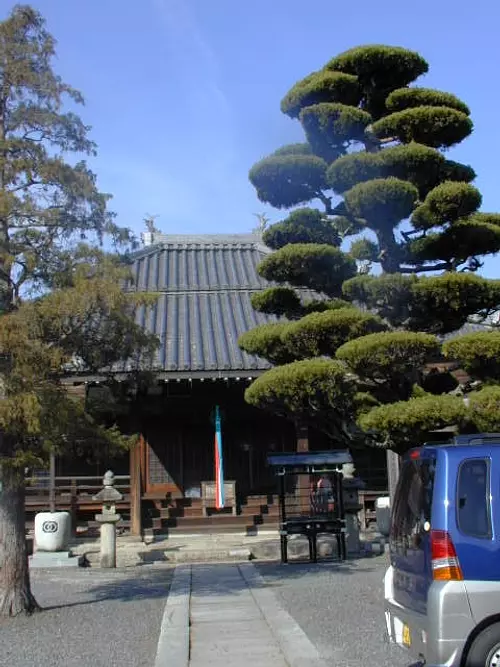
[80,232,497,380]
[131,234,272,293]
[127,234,284,377]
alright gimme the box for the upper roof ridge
[132,232,272,260]
[154,233,264,245]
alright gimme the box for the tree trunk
[377,228,401,273]
[0,465,40,616]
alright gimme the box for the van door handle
[459,496,466,509]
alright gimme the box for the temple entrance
[143,422,183,496]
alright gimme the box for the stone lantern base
[29,551,85,568]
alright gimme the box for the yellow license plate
[402,624,411,647]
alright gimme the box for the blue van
[384,434,500,667]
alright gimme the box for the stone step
[150,516,279,534]
[152,511,280,530]
[245,495,279,504]
[162,504,280,519]
[161,524,277,536]
[239,505,280,517]
[166,515,261,528]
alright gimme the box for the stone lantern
[93,470,123,568]
[341,463,365,554]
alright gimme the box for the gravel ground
[0,555,412,667]
[0,566,174,667]
[256,554,412,667]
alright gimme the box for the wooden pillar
[140,434,147,492]
[178,430,184,491]
[387,449,401,504]
[49,451,56,512]
[130,436,143,537]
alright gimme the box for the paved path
[155,563,322,667]
[256,557,410,667]
[0,557,408,666]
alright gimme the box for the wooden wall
[139,381,297,497]
[57,378,388,499]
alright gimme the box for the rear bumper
[384,566,473,667]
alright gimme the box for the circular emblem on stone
[42,520,58,533]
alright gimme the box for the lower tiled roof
[135,290,277,375]
[74,233,497,380]
[122,234,306,377]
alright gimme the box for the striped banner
[214,405,225,509]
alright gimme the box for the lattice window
[148,445,174,485]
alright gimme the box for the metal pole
[279,474,286,523]
[279,475,287,563]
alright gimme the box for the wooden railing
[22,474,388,534]
[24,475,131,530]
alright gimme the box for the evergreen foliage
[243,41,500,451]
[385,87,471,115]
[238,322,294,366]
[467,387,500,433]
[257,243,357,296]
[244,358,356,439]
[262,208,340,249]
[282,308,386,359]
[0,6,157,617]
[358,395,468,452]
[443,332,500,381]
[250,287,302,318]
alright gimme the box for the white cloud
[151,0,237,197]
[152,0,231,119]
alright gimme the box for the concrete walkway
[154,563,323,667]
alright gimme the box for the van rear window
[457,458,491,539]
[391,458,435,548]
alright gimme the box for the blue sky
[14,0,500,277]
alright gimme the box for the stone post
[341,464,365,555]
[93,470,123,568]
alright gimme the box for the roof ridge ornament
[141,214,161,247]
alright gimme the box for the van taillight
[431,530,463,581]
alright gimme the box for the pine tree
[241,44,500,452]
[0,6,157,616]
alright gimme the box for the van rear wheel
[466,623,500,667]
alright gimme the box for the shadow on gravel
[41,567,174,611]
[185,558,379,598]
[39,554,379,612]
[256,558,377,581]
